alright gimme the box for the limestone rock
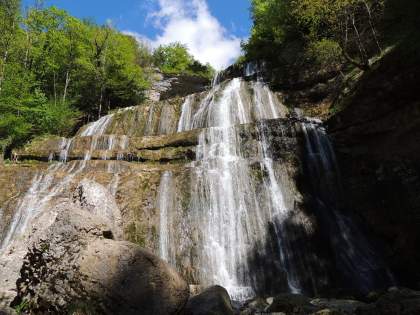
[184,285,234,315]
[10,204,189,315]
[72,178,122,239]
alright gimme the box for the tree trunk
[62,70,70,104]
[0,48,9,94]
[339,41,370,71]
[351,12,368,65]
[98,87,103,119]
[362,0,382,53]
[53,72,57,106]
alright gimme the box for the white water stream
[159,77,298,299]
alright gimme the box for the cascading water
[1,66,395,304]
[158,171,174,263]
[0,161,86,252]
[159,76,303,299]
[158,74,393,300]
[81,114,114,137]
[301,121,394,293]
[1,112,125,252]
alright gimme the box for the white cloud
[124,0,242,70]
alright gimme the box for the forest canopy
[153,43,214,79]
[0,0,213,157]
[243,0,389,72]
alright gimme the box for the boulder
[77,239,189,315]
[184,285,234,315]
[10,204,189,315]
[239,297,269,315]
[267,293,319,314]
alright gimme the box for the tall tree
[0,0,20,93]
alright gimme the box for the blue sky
[22,0,252,69]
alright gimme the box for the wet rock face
[327,46,420,290]
[10,204,189,315]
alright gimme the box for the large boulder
[77,239,189,314]
[9,204,189,315]
[184,285,234,315]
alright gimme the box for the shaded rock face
[10,203,189,315]
[184,286,234,315]
[221,61,341,119]
[327,46,420,289]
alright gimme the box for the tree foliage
[153,43,214,79]
[0,1,154,157]
[244,0,386,71]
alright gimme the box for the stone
[267,294,319,314]
[9,203,189,315]
[310,298,367,314]
[184,285,234,315]
[312,310,344,315]
[355,287,420,315]
[77,239,189,315]
[239,297,269,314]
[72,178,122,239]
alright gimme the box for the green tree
[0,0,20,93]
[153,42,214,79]
[244,0,385,71]
[0,3,153,158]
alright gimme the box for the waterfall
[59,138,73,162]
[157,75,393,299]
[1,111,124,252]
[81,114,114,137]
[301,121,394,293]
[158,171,175,263]
[158,77,299,300]
[144,103,156,135]
[177,95,194,132]
[0,162,86,252]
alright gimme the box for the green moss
[125,222,147,247]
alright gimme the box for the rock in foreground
[184,285,234,315]
[9,203,189,315]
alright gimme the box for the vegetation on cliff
[244,0,386,73]
[153,43,214,79]
[243,0,419,76]
[0,0,152,156]
[0,1,213,158]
